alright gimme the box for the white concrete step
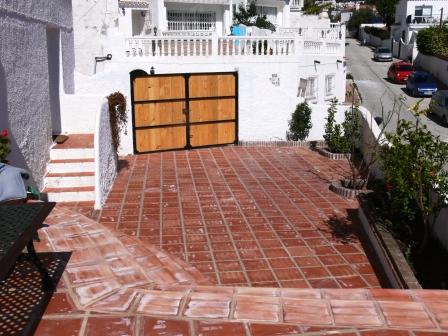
[47,159,95,174]
[50,147,94,160]
[44,172,95,188]
[43,186,95,202]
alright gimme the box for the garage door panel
[190,122,236,147]
[189,74,236,98]
[135,126,187,152]
[133,76,185,101]
[189,98,235,123]
[134,102,185,127]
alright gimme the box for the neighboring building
[1,0,346,200]
[392,0,448,44]
[69,0,346,156]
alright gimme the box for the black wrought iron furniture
[0,202,56,291]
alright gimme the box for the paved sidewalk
[94,146,380,289]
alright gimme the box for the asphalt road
[345,38,448,140]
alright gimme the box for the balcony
[407,14,448,26]
[125,35,343,58]
[125,26,344,59]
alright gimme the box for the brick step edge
[50,158,94,163]
[43,186,95,193]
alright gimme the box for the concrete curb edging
[357,195,422,289]
[330,180,371,199]
[237,140,326,148]
[317,147,352,160]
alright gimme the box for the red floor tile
[75,147,381,289]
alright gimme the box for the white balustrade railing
[218,37,296,56]
[126,37,213,57]
[125,33,343,58]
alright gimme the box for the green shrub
[287,102,312,141]
[416,27,448,57]
[364,26,390,40]
[347,8,376,33]
[323,98,360,153]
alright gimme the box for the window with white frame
[298,77,318,100]
[415,5,432,18]
[256,6,277,24]
[167,11,216,31]
[325,74,336,96]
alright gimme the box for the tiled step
[43,186,95,202]
[45,172,95,188]
[47,158,95,174]
[50,147,94,160]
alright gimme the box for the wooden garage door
[131,72,237,153]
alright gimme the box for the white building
[392,0,448,44]
[1,0,346,202]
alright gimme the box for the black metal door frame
[130,71,238,154]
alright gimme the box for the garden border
[357,194,422,289]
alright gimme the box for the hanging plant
[107,92,128,155]
[0,129,11,163]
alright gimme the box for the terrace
[3,145,448,335]
[125,26,345,58]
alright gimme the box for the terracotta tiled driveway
[97,146,380,289]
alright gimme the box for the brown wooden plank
[135,126,186,152]
[134,101,185,127]
[133,76,185,101]
[190,122,235,147]
[189,74,236,98]
[189,98,235,123]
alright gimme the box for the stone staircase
[42,134,95,202]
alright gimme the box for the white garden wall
[0,1,74,189]
[70,53,347,155]
[60,94,104,134]
[94,99,117,209]
[414,53,448,87]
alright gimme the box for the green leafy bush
[347,8,376,33]
[324,98,360,153]
[287,102,312,141]
[364,26,390,40]
[380,105,448,251]
[416,27,448,57]
[233,0,275,32]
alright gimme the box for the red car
[387,61,415,84]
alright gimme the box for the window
[325,74,335,96]
[415,5,432,18]
[298,77,318,100]
[167,11,216,31]
[256,6,277,23]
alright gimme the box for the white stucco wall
[0,1,74,189]
[60,94,104,134]
[72,0,120,76]
[414,53,448,87]
[94,99,117,209]
[70,51,346,155]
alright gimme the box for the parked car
[406,71,438,97]
[387,61,415,84]
[429,90,448,123]
[373,47,393,62]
